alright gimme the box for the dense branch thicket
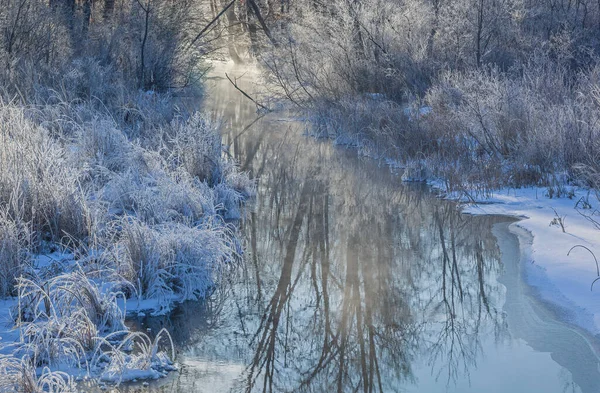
[239,0,600,194]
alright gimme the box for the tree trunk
[140,3,150,89]
[224,0,244,64]
[104,0,115,19]
[82,0,92,36]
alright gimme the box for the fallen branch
[225,72,271,112]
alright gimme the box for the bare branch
[225,72,271,112]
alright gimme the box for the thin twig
[568,244,599,276]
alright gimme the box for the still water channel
[117,64,600,393]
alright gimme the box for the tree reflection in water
[222,122,506,392]
[117,70,587,393]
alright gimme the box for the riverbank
[461,187,600,336]
[0,87,255,389]
[491,221,600,392]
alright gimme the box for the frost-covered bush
[423,59,600,190]
[262,0,434,104]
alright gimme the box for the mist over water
[117,64,600,393]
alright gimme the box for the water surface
[118,64,600,393]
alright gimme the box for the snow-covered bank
[460,187,600,335]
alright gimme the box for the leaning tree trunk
[224,0,244,64]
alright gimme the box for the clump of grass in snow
[92,328,176,384]
[9,270,175,386]
[13,270,126,369]
[0,356,76,393]
[113,217,236,308]
[16,270,125,334]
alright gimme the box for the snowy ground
[456,187,600,336]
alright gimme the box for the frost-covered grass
[0,100,252,305]
[2,270,177,388]
[0,83,254,387]
[113,217,235,308]
[93,328,176,384]
[0,356,76,393]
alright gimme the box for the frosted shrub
[262,0,434,106]
[573,66,600,191]
[420,61,598,190]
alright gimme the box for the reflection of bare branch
[427,206,503,385]
[245,180,311,392]
[206,74,509,391]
